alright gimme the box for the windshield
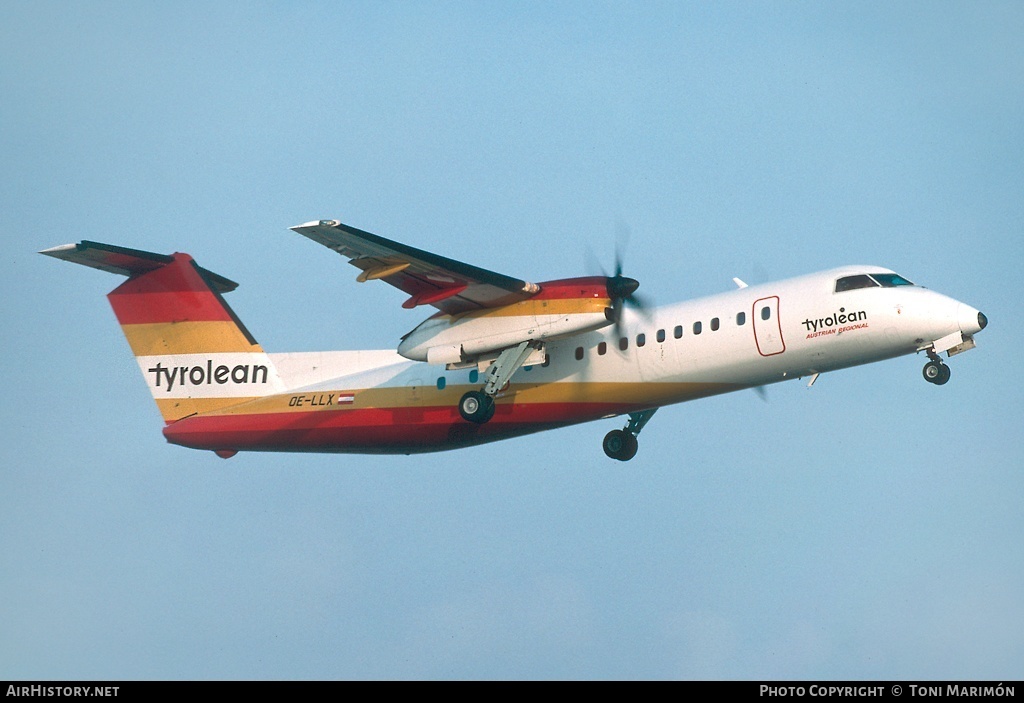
[835,275,878,293]
[836,272,915,293]
[870,273,914,287]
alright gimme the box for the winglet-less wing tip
[39,243,79,257]
[291,219,339,231]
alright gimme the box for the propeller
[605,263,645,338]
[597,222,651,339]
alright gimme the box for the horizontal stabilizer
[40,240,239,293]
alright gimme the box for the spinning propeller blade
[597,223,652,339]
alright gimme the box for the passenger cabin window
[619,337,629,351]
[436,377,446,390]
[674,325,683,339]
[693,321,702,335]
[598,341,607,356]
[761,306,771,321]
[835,274,879,293]
[656,329,666,343]
[575,346,584,360]
[636,333,646,347]
[711,317,720,331]
[736,311,746,326]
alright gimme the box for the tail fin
[42,241,284,422]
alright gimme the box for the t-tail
[41,241,284,423]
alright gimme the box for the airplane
[41,219,988,461]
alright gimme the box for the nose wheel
[923,360,951,385]
[603,408,657,461]
[603,429,639,461]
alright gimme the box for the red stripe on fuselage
[162,401,638,455]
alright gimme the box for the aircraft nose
[958,303,987,336]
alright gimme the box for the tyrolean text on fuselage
[802,307,869,339]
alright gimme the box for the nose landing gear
[603,408,657,461]
[923,360,951,385]
[603,429,638,461]
[920,326,984,387]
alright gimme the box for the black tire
[459,391,495,424]
[923,361,942,384]
[934,363,951,385]
[480,395,496,422]
[603,429,639,461]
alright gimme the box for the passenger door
[753,296,786,356]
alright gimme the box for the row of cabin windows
[432,305,776,372]
[432,304,775,380]
[575,306,773,358]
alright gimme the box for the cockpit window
[870,273,914,287]
[835,275,878,293]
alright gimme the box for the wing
[291,220,540,315]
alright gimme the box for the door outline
[753,296,786,357]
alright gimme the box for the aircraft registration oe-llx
[42,219,988,461]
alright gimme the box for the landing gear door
[753,296,785,356]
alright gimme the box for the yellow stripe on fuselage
[439,297,611,321]
[120,321,264,356]
[193,380,736,418]
[154,396,262,422]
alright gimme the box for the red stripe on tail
[107,253,237,325]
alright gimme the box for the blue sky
[2,1,1022,680]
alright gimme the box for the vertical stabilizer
[42,241,284,422]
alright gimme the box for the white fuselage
[264,266,984,404]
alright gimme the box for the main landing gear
[603,409,657,462]
[458,390,495,423]
[458,341,538,425]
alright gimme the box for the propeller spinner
[603,261,649,338]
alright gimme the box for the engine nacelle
[397,277,613,363]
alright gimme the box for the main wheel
[459,391,495,424]
[934,362,951,385]
[603,429,639,461]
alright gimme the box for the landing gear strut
[603,408,657,462]
[459,341,540,425]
